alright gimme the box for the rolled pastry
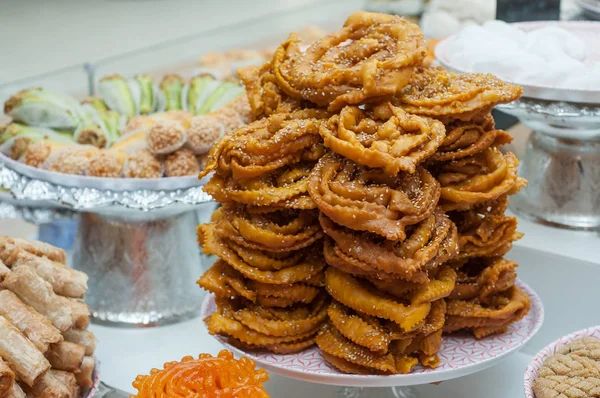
[0,316,50,387]
[27,369,72,398]
[11,251,88,299]
[0,357,15,396]
[2,266,76,333]
[6,382,25,398]
[50,370,79,398]
[63,329,97,356]
[70,300,90,330]
[75,356,95,389]
[0,236,66,266]
[0,261,9,283]
[45,342,85,373]
[0,290,62,353]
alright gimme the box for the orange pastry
[132,350,269,398]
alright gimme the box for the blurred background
[0,0,592,241]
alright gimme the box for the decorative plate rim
[201,279,544,387]
[435,21,600,104]
[523,325,600,398]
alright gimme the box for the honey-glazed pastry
[273,12,427,111]
[430,114,512,162]
[444,285,530,338]
[132,350,269,398]
[320,103,445,175]
[448,257,518,302]
[396,66,523,122]
[436,148,526,211]
[308,152,440,241]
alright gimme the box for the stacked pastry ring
[198,10,530,375]
[198,110,330,354]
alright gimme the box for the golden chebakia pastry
[205,295,327,354]
[208,206,323,252]
[430,114,513,162]
[317,323,397,374]
[444,285,530,339]
[325,267,432,332]
[450,195,523,259]
[198,225,325,288]
[533,337,600,398]
[396,67,523,122]
[196,10,531,377]
[199,110,327,180]
[435,148,527,212]
[131,350,270,398]
[238,63,304,120]
[448,257,518,302]
[318,295,449,374]
[320,211,457,283]
[319,102,445,175]
[272,12,427,111]
[204,161,316,209]
[308,152,440,241]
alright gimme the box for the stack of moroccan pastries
[197,110,330,353]
[0,236,96,398]
[199,11,530,375]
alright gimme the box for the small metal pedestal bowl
[498,99,600,230]
[0,156,215,327]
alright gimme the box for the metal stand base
[337,387,419,398]
[510,132,600,230]
[73,204,216,327]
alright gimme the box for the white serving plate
[435,21,600,103]
[523,325,600,398]
[201,280,543,388]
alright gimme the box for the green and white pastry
[196,81,244,114]
[81,96,109,113]
[97,74,137,119]
[187,75,220,115]
[4,88,86,129]
[159,74,185,111]
[134,74,155,114]
[0,123,74,160]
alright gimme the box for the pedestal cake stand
[201,280,544,398]
[435,21,600,230]
[497,99,600,230]
[0,154,215,327]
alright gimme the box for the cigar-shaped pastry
[49,370,79,398]
[63,329,97,356]
[27,370,72,398]
[70,300,90,329]
[0,316,50,387]
[11,251,88,299]
[0,261,9,283]
[2,266,76,333]
[0,236,66,266]
[0,290,62,353]
[0,357,15,396]
[6,382,25,398]
[75,357,95,389]
[45,342,85,372]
